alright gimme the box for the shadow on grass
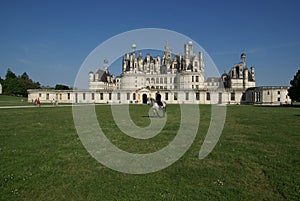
[141,115,165,118]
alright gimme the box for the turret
[188,41,193,56]
[232,67,236,78]
[89,71,94,82]
[95,69,100,80]
[184,43,190,69]
[199,51,204,71]
[122,58,127,72]
[241,53,246,63]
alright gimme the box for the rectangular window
[117,93,120,100]
[165,92,169,100]
[206,92,210,101]
[133,93,136,100]
[156,78,159,83]
[67,93,70,100]
[83,93,86,100]
[127,93,130,100]
[160,77,163,84]
[109,93,112,100]
[278,97,280,101]
[164,77,167,84]
[185,92,189,100]
[196,76,199,82]
[170,77,172,83]
[174,92,178,101]
[91,93,95,100]
[59,94,62,100]
[196,92,200,100]
[46,93,49,100]
[231,92,235,101]
[192,76,194,82]
[277,91,280,94]
[100,93,103,100]
[39,93,42,98]
[255,92,260,102]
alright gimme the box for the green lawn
[0,104,299,200]
[0,95,31,106]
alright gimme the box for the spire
[104,59,108,72]
[165,41,170,52]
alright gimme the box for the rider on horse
[155,91,163,107]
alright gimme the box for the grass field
[0,95,30,106]
[0,99,299,200]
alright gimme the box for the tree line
[0,68,71,97]
[0,68,41,97]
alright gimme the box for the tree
[3,77,27,96]
[20,72,29,80]
[5,68,17,79]
[288,69,300,103]
[55,84,70,90]
[20,72,41,90]
[2,68,41,96]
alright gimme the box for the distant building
[28,42,291,105]
[245,86,291,105]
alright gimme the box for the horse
[150,98,167,118]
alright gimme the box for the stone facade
[27,41,291,105]
[244,86,291,105]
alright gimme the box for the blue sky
[0,0,299,87]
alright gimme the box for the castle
[28,41,291,105]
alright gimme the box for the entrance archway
[142,94,148,104]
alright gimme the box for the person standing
[36,98,41,107]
